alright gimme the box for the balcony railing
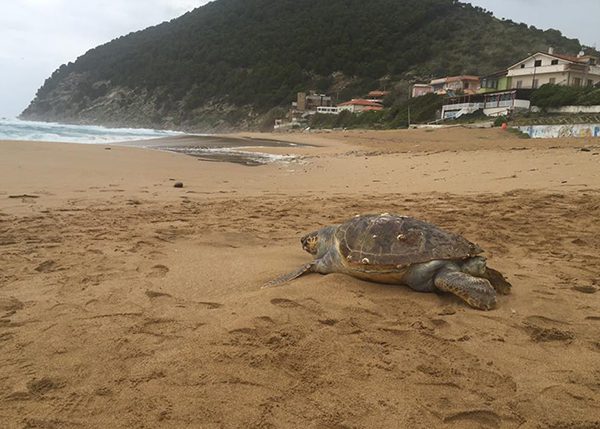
[507,64,568,76]
[442,102,484,111]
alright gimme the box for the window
[532,79,539,88]
[520,64,525,69]
[534,60,542,67]
[516,80,523,88]
[591,59,597,65]
[551,59,559,65]
[573,77,582,87]
[549,78,556,84]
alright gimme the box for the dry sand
[1,127,599,428]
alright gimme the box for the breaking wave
[0,118,183,143]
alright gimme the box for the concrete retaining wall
[517,124,600,138]
[549,105,600,114]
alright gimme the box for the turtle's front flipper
[262,263,315,289]
[434,270,497,310]
[483,267,512,295]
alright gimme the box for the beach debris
[174,182,184,188]
[580,147,591,152]
[9,194,39,199]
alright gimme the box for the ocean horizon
[0,118,185,144]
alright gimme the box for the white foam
[161,146,297,164]
[0,118,184,144]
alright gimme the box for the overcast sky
[1,0,599,118]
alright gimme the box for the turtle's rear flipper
[483,267,512,295]
[434,270,497,310]
[262,263,314,289]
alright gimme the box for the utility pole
[407,85,412,128]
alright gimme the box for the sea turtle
[265,214,512,310]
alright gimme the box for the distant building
[411,75,480,98]
[316,106,340,115]
[441,89,532,120]
[479,70,511,93]
[506,48,600,89]
[366,90,389,103]
[295,91,333,112]
[430,75,481,95]
[337,99,383,113]
[411,84,434,98]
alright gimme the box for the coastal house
[337,99,383,113]
[479,70,511,93]
[430,75,481,95]
[411,84,434,98]
[506,48,600,89]
[316,106,340,115]
[411,75,480,98]
[366,90,389,103]
[293,91,333,112]
[441,89,532,119]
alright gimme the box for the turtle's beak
[301,235,309,252]
[301,234,317,254]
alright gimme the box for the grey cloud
[469,0,599,48]
[0,0,209,117]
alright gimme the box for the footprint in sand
[443,410,501,428]
[147,265,170,278]
[229,327,258,335]
[0,296,24,317]
[145,290,223,310]
[254,316,275,326]
[35,260,60,273]
[145,290,173,299]
[196,302,223,310]
[572,285,598,294]
[270,298,301,308]
[26,377,65,397]
[524,315,575,343]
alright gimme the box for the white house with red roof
[507,48,600,89]
[337,99,383,113]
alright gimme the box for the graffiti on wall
[518,124,600,139]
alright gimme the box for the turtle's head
[301,226,336,258]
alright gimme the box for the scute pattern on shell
[336,214,482,268]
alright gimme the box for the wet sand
[126,134,315,166]
[1,127,599,428]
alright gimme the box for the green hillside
[21,0,588,130]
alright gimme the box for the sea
[0,118,183,143]
[0,118,303,166]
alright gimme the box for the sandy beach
[1,127,599,428]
